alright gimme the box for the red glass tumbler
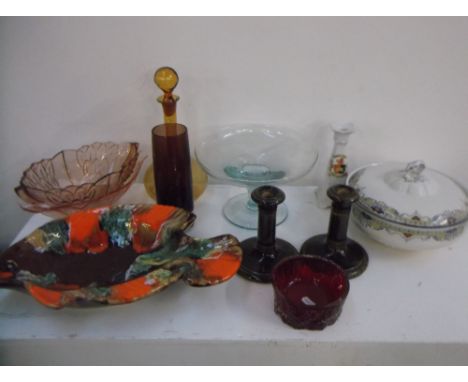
[272,255,349,330]
[152,123,194,211]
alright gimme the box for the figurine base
[238,237,298,283]
[300,234,368,279]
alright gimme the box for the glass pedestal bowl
[195,124,319,229]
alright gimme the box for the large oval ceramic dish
[347,161,468,251]
[0,204,242,308]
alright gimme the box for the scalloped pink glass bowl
[15,142,145,218]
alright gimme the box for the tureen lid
[347,160,468,228]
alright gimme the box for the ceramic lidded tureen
[347,160,468,251]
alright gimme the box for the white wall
[1,17,468,249]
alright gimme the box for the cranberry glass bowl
[272,255,349,330]
[15,142,144,218]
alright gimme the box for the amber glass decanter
[144,66,207,202]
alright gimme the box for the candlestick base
[300,234,368,279]
[238,238,298,283]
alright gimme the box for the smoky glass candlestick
[301,185,368,279]
[238,186,298,283]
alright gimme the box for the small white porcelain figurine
[316,123,355,208]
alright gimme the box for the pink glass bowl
[272,255,350,330]
[15,142,145,218]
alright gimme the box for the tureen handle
[385,160,437,196]
[403,160,426,182]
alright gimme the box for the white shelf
[1,184,468,365]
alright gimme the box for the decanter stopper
[238,186,298,283]
[302,184,368,279]
[154,66,180,123]
[316,123,355,209]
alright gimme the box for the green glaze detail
[42,220,68,254]
[15,270,57,286]
[125,236,223,281]
[143,266,187,290]
[159,209,195,244]
[100,206,133,248]
[144,268,173,285]
[26,220,69,254]
[85,285,112,298]
[60,285,113,305]
[125,253,158,280]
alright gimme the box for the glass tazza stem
[246,185,259,211]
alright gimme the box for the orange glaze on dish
[25,283,64,308]
[195,252,241,283]
[131,205,176,253]
[109,274,160,303]
[66,210,109,254]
